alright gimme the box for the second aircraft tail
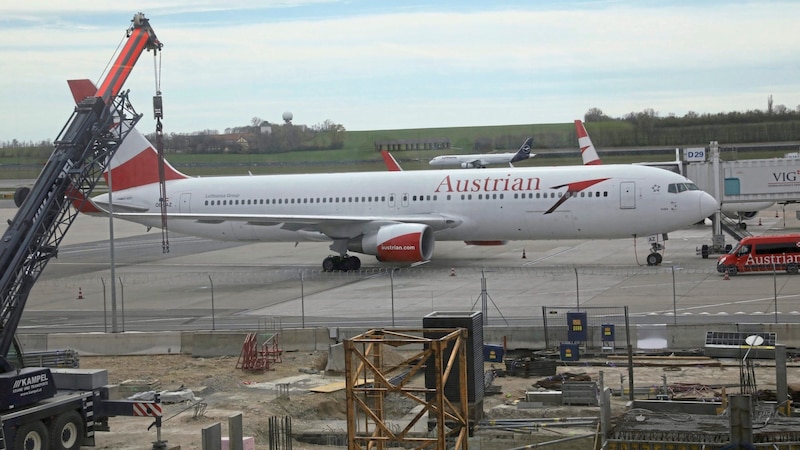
[67,79,189,191]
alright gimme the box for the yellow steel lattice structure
[344,328,469,450]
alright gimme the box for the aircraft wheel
[322,256,337,272]
[343,256,361,271]
[50,410,84,450]
[787,264,799,275]
[726,265,738,276]
[13,186,30,207]
[14,420,49,450]
[738,222,747,230]
[646,253,660,266]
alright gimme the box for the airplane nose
[699,191,719,217]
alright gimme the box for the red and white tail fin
[574,119,602,166]
[381,150,403,171]
[67,79,189,190]
[67,184,106,215]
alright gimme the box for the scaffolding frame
[344,328,469,450]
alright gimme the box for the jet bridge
[685,141,800,255]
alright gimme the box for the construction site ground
[78,351,800,450]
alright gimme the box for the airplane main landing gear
[646,242,664,266]
[322,254,361,272]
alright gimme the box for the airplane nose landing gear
[646,242,664,266]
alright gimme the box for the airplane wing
[471,159,486,168]
[86,200,462,236]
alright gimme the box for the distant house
[374,138,451,152]
[210,133,252,153]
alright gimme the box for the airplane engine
[347,223,434,262]
[461,162,476,169]
[739,211,758,219]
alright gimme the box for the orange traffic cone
[450,267,456,277]
[77,287,84,299]
[776,210,780,218]
[758,218,762,226]
[723,272,730,281]
[522,249,527,259]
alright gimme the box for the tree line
[3,102,800,157]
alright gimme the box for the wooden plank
[310,378,374,393]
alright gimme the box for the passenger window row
[202,190,611,206]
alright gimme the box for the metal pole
[107,155,118,333]
[300,272,305,329]
[481,269,488,324]
[118,277,124,332]
[774,262,778,324]
[390,269,395,327]
[575,267,580,311]
[672,266,677,325]
[101,278,107,333]
[625,305,634,401]
[208,275,215,331]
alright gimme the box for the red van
[717,234,800,276]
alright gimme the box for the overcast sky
[2,0,799,142]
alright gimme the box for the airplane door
[388,193,396,208]
[620,182,636,209]
[179,193,191,213]
[401,193,409,208]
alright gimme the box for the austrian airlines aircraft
[69,80,717,270]
[429,138,535,168]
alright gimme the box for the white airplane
[574,120,773,224]
[429,138,535,168]
[69,80,717,270]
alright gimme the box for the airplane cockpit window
[668,183,695,193]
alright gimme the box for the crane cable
[153,49,169,253]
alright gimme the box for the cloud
[1,1,799,140]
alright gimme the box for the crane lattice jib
[0,12,159,371]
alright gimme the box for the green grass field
[0,120,794,179]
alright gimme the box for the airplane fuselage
[95,164,717,245]
[429,153,532,168]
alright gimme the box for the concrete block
[51,368,108,390]
[222,436,255,450]
[48,332,183,356]
[525,391,562,405]
[325,343,345,373]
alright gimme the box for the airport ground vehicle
[716,234,800,276]
[0,13,165,449]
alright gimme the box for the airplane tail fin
[575,120,602,165]
[66,184,106,215]
[67,79,189,191]
[510,137,534,164]
[381,150,403,171]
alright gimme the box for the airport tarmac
[6,201,800,335]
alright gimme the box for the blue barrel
[560,343,580,361]
[483,344,504,362]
